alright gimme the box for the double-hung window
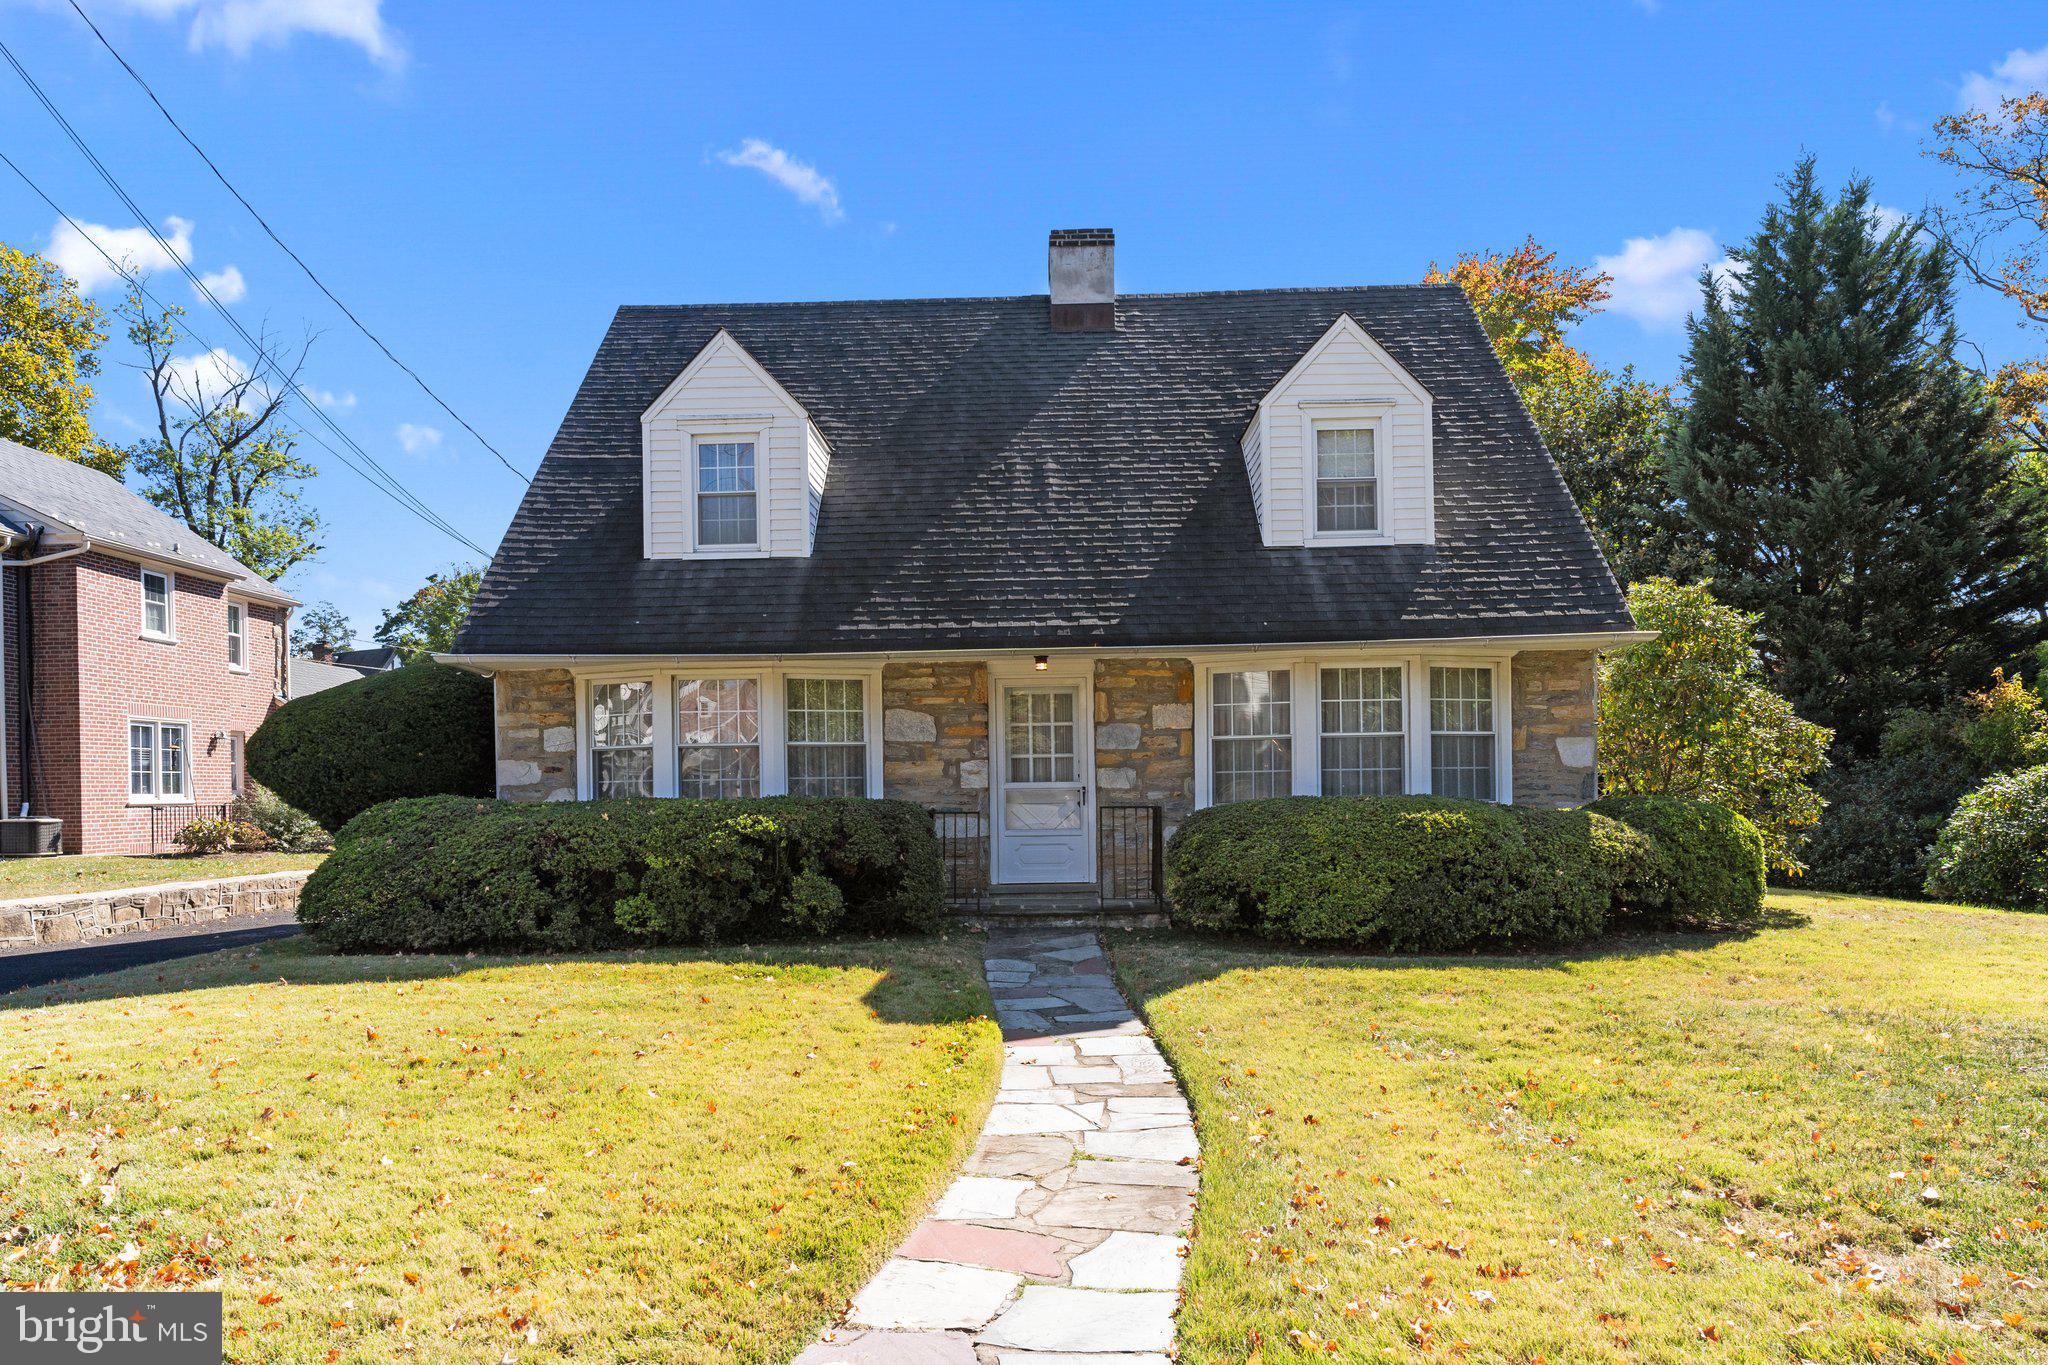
[696,438,757,548]
[1429,666,1498,800]
[588,680,656,798]
[141,569,173,639]
[1209,670,1292,804]
[129,720,188,801]
[1320,666,1404,796]
[676,677,761,798]
[1314,425,1378,534]
[226,601,247,669]
[786,678,867,796]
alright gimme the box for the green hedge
[299,795,945,952]
[1586,795,1767,927]
[1925,764,2048,909]
[247,663,494,833]
[1165,794,1764,951]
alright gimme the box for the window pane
[1315,427,1374,479]
[130,723,154,796]
[696,441,756,492]
[143,574,169,634]
[1320,666,1404,796]
[594,748,655,799]
[1210,671,1291,804]
[590,681,654,748]
[698,492,757,546]
[227,604,245,665]
[1316,480,1377,532]
[788,744,867,797]
[1005,688,1077,784]
[678,744,760,799]
[787,678,866,796]
[159,726,186,798]
[1429,666,1496,801]
[676,678,760,799]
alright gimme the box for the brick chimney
[1048,228,1115,331]
[310,643,334,662]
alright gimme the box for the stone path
[794,929,1197,1363]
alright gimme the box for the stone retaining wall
[0,871,310,950]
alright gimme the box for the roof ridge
[613,283,1461,313]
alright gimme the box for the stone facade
[1091,658,1195,835]
[0,870,309,949]
[880,661,990,812]
[1511,649,1599,807]
[495,669,577,801]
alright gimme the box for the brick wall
[495,668,576,800]
[879,660,988,813]
[2,567,20,818]
[1511,648,1598,807]
[1092,657,1195,835]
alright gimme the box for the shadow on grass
[0,929,995,1028]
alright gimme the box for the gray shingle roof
[0,437,294,604]
[458,285,1631,656]
[289,656,380,696]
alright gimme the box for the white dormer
[641,330,831,559]
[1241,314,1434,548]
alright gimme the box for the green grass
[1113,891,2048,1362]
[0,935,1000,1363]
[0,852,326,900]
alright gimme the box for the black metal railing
[1098,804,1165,908]
[930,808,989,909]
[149,801,235,853]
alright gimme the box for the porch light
[1034,655,1049,670]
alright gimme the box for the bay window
[1429,665,1497,801]
[588,680,656,798]
[786,677,868,796]
[1209,669,1292,804]
[1320,665,1404,796]
[676,677,761,798]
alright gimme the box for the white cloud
[95,0,405,70]
[305,386,357,410]
[1959,43,2048,112]
[46,215,194,295]
[715,138,845,224]
[395,422,443,455]
[197,263,246,303]
[1871,202,1912,236]
[1595,227,1740,330]
[160,346,267,409]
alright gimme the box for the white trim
[986,656,1096,887]
[691,433,764,554]
[639,329,810,424]
[125,715,194,805]
[226,599,249,672]
[1302,406,1395,546]
[139,567,176,643]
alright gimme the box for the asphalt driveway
[0,911,301,993]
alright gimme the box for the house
[444,231,1643,894]
[289,643,400,697]
[0,438,294,854]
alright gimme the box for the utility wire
[64,0,529,485]
[1,145,490,560]
[0,46,491,558]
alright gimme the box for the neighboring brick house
[1,438,294,854]
[445,231,1646,897]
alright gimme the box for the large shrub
[247,663,493,832]
[1164,796,1665,952]
[1924,764,2048,909]
[299,795,945,952]
[1586,795,1767,927]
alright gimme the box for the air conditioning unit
[0,817,63,858]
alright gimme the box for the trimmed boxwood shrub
[299,794,945,952]
[1924,764,2048,909]
[247,663,493,833]
[1165,796,1665,951]
[1586,794,1767,927]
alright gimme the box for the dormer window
[696,438,758,547]
[1314,424,1379,534]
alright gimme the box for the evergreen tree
[1669,158,2048,751]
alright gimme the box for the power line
[64,0,530,486]
[0,46,492,559]
[1,144,491,561]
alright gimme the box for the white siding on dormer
[642,331,825,559]
[805,420,830,545]
[1247,315,1434,547]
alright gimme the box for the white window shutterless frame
[694,437,758,548]
[226,601,247,669]
[140,569,174,639]
[1301,408,1394,546]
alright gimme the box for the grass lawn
[1114,891,2048,1362]
[0,935,999,1363]
[0,852,326,900]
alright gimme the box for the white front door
[995,682,1092,885]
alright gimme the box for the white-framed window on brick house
[128,719,189,801]
[695,438,758,548]
[1209,669,1292,804]
[226,601,247,670]
[140,568,174,640]
[588,680,656,798]
[1313,424,1379,534]
[1429,665,1498,801]
[785,677,868,796]
[676,677,761,798]
[1320,665,1404,796]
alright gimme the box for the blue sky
[3,1,2045,643]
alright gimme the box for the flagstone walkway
[794,929,1197,1364]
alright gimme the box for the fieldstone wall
[0,871,309,949]
[496,669,577,802]
[1092,657,1195,835]
[880,661,990,813]
[1512,649,1599,807]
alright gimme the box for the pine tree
[1669,158,2048,752]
